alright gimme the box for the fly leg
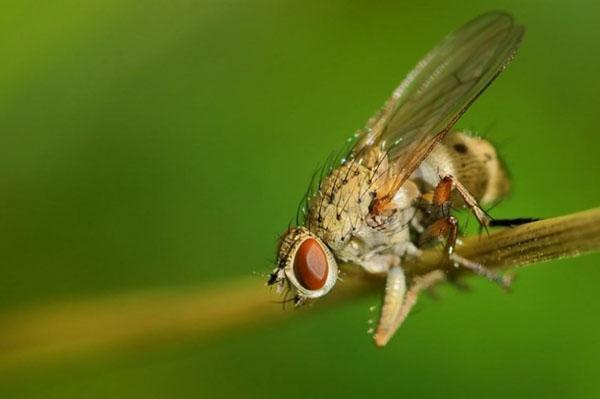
[418,216,458,255]
[435,175,492,227]
[373,266,445,347]
[420,176,511,289]
[419,215,511,289]
[439,175,539,228]
[449,253,512,290]
[373,265,405,347]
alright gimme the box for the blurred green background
[0,0,599,398]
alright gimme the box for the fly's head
[267,227,338,305]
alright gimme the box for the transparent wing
[354,11,524,203]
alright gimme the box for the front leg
[373,267,445,347]
[373,265,406,347]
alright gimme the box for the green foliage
[0,1,599,398]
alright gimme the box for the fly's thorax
[417,132,510,205]
[348,180,420,261]
[306,148,422,268]
[306,148,388,252]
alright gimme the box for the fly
[268,11,532,346]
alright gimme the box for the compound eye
[293,238,329,290]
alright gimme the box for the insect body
[268,11,527,346]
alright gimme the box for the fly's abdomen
[440,132,511,205]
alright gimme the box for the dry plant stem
[404,206,600,275]
[0,207,599,369]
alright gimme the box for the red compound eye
[293,238,329,290]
